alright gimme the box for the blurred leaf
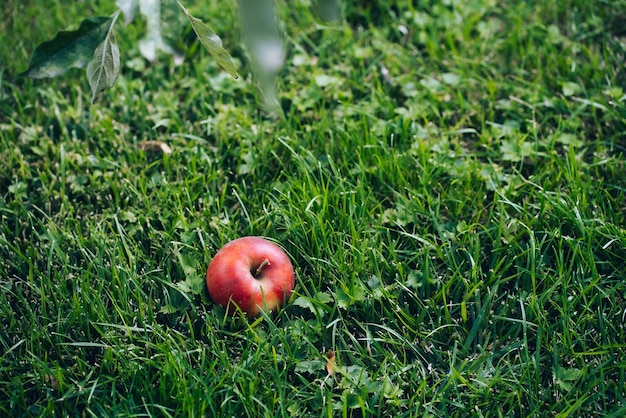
[118,0,185,60]
[406,271,422,290]
[441,72,460,86]
[554,133,584,147]
[420,76,442,93]
[178,2,239,78]
[8,181,27,198]
[556,366,581,381]
[314,74,341,87]
[139,140,173,154]
[602,86,624,100]
[562,81,582,97]
[238,0,284,113]
[116,0,138,25]
[315,0,341,21]
[295,360,324,374]
[87,11,121,102]
[139,0,184,63]
[555,366,581,392]
[382,377,403,399]
[161,0,188,47]
[159,304,178,314]
[500,139,534,162]
[22,16,113,78]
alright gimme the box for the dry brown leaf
[326,350,335,376]
[44,374,59,390]
[139,140,172,155]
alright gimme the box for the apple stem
[254,259,271,277]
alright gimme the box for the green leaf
[556,366,581,381]
[500,138,534,162]
[8,182,27,197]
[293,292,333,317]
[86,11,121,103]
[174,275,205,296]
[562,81,582,97]
[314,74,341,87]
[294,360,324,374]
[174,249,205,296]
[338,365,370,388]
[159,304,178,314]
[315,292,333,304]
[292,296,314,311]
[178,2,239,79]
[555,366,581,392]
[334,285,366,310]
[554,133,584,147]
[22,16,113,79]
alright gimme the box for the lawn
[1,0,626,416]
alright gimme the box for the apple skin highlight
[206,237,295,316]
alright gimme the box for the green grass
[2,0,626,416]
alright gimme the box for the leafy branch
[21,16,117,80]
[22,0,239,103]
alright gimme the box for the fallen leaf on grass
[326,350,335,377]
[320,350,336,388]
[44,374,59,390]
[139,141,172,155]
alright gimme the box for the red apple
[206,236,295,316]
